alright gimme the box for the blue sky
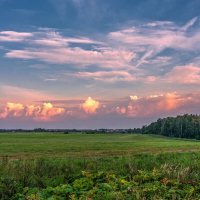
[0,0,199,30]
[0,0,200,128]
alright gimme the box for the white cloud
[6,47,135,69]
[75,70,135,82]
[0,31,33,42]
[33,31,103,47]
[2,17,200,85]
[109,17,200,66]
[182,17,198,31]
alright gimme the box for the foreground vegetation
[1,133,200,199]
[1,153,200,199]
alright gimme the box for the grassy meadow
[1,133,200,199]
[1,133,200,158]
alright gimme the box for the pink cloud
[0,31,33,42]
[81,97,100,114]
[0,85,59,103]
[116,93,186,117]
[33,31,103,47]
[6,47,135,69]
[0,92,200,122]
[2,30,135,70]
[109,21,199,52]
[163,65,200,84]
[0,102,24,118]
[1,19,200,86]
[31,103,65,121]
[109,18,200,66]
[0,102,65,121]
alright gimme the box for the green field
[1,133,200,158]
[2,133,200,199]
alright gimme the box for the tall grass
[1,152,200,199]
[1,152,200,188]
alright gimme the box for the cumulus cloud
[1,92,200,122]
[116,93,186,117]
[30,103,65,121]
[0,102,24,118]
[81,97,100,114]
[116,106,126,115]
[0,102,65,121]
[130,95,139,101]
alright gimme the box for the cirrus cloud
[163,64,200,84]
[0,31,33,42]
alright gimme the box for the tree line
[137,114,200,139]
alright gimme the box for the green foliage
[141,114,200,139]
[2,167,200,199]
[1,153,200,199]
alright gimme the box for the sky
[0,0,200,129]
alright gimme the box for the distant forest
[1,114,200,139]
[138,114,200,139]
